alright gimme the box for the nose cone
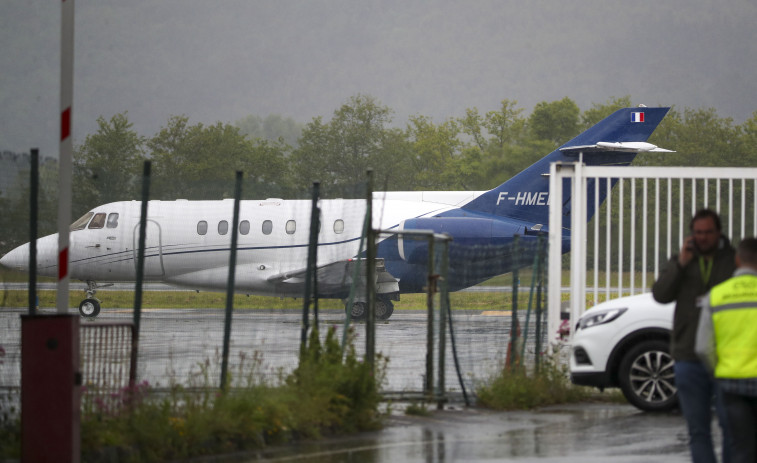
[0,234,59,276]
[0,243,30,272]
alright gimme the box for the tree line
[1,94,756,254]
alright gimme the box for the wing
[266,258,399,298]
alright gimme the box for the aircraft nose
[0,244,30,272]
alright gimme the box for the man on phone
[653,209,736,463]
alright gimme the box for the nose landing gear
[78,280,106,318]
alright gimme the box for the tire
[347,302,366,321]
[376,299,395,320]
[618,339,677,412]
[79,298,101,318]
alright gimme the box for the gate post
[21,314,81,463]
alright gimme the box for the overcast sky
[2,0,756,158]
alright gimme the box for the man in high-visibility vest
[696,237,757,463]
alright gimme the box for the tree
[73,112,145,209]
[406,115,462,190]
[148,116,290,200]
[236,114,303,147]
[291,95,413,197]
[581,96,633,129]
[528,97,580,145]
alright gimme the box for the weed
[476,355,590,410]
[404,402,431,416]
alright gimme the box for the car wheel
[618,339,677,412]
[79,298,101,318]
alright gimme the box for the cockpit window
[88,213,107,229]
[106,213,119,229]
[70,212,94,231]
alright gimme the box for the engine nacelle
[397,217,523,263]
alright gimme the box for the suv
[569,292,678,412]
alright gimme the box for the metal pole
[302,182,320,344]
[437,237,447,409]
[425,236,435,397]
[29,149,39,317]
[509,234,520,370]
[221,171,243,390]
[131,160,151,387]
[365,170,376,368]
[56,0,74,315]
[534,232,547,372]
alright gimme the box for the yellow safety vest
[710,274,757,379]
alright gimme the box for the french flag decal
[631,112,645,123]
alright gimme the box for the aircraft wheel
[348,302,367,321]
[79,298,101,318]
[376,299,395,320]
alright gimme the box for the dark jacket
[652,236,736,362]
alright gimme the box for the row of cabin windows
[70,212,119,231]
[197,219,345,236]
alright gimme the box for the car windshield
[70,212,94,231]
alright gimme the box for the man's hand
[679,236,696,267]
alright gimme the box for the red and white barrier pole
[57,0,74,314]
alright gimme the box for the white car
[569,292,677,412]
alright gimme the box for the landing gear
[78,280,103,318]
[79,298,101,318]
[345,297,395,321]
[347,301,367,321]
[376,298,394,320]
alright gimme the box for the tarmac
[194,401,703,462]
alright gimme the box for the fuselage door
[133,219,165,278]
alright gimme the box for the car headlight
[578,307,628,330]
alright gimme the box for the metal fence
[549,164,757,341]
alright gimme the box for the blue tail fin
[460,107,670,226]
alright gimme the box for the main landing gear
[78,280,108,318]
[346,296,395,321]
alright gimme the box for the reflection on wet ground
[246,403,699,462]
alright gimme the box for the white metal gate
[548,163,757,346]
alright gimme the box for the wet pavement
[237,402,701,462]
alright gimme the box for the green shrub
[476,357,590,410]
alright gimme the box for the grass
[1,326,387,462]
[475,357,592,410]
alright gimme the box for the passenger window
[88,213,106,229]
[197,221,208,235]
[106,213,119,229]
[334,219,345,234]
[262,220,273,235]
[218,220,229,235]
[286,220,296,235]
[240,220,250,235]
[70,212,94,231]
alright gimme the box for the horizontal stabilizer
[561,141,675,154]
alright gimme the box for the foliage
[68,327,384,462]
[476,356,590,410]
[73,113,146,210]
